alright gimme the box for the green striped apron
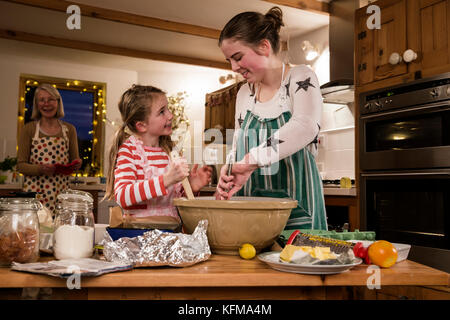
[235,110,327,230]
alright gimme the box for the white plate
[257,252,363,275]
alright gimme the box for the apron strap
[58,120,69,141]
[33,121,41,139]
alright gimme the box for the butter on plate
[280,244,337,264]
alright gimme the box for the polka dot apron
[23,120,70,215]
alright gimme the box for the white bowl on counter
[349,240,411,262]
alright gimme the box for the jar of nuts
[0,198,41,266]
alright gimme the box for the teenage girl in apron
[233,64,327,230]
[217,6,327,231]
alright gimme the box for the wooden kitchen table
[0,254,448,300]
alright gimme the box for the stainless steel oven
[359,73,450,272]
[359,73,450,171]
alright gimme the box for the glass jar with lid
[53,189,95,260]
[0,198,41,266]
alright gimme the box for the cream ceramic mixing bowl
[173,196,297,255]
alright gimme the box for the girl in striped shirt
[104,85,211,223]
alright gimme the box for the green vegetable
[0,157,17,171]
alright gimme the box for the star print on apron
[23,120,70,215]
[235,66,327,231]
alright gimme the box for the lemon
[340,177,351,189]
[239,243,256,260]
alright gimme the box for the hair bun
[265,6,284,31]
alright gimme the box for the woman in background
[17,84,81,215]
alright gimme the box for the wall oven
[359,73,450,170]
[359,73,450,272]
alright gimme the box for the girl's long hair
[104,85,173,200]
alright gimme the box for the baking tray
[106,227,173,241]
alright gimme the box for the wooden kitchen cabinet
[352,285,450,300]
[204,82,244,136]
[325,195,359,231]
[355,0,450,87]
[1,255,448,300]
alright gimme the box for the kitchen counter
[69,183,106,191]
[323,186,356,196]
[0,182,105,191]
[200,186,357,197]
[0,183,105,222]
[0,255,448,300]
[0,183,21,190]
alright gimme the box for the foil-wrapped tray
[102,220,211,267]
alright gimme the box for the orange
[368,240,398,268]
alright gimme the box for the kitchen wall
[138,66,234,164]
[289,26,355,180]
[0,38,232,174]
[315,103,355,180]
[288,26,330,86]
[0,26,354,180]
[0,39,135,170]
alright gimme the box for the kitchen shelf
[321,125,355,133]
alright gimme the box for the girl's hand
[163,158,189,187]
[188,164,212,193]
[40,164,55,176]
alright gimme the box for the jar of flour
[53,189,94,260]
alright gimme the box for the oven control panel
[360,74,450,115]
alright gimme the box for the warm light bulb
[306,51,318,61]
[302,40,319,61]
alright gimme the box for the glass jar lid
[57,189,93,204]
[0,198,42,212]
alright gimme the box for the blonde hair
[32,84,65,120]
[104,85,174,200]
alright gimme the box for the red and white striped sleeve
[114,143,167,208]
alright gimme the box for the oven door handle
[361,171,450,177]
[360,101,450,119]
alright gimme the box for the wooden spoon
[170,149,195,200]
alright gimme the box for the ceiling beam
[3,0,222,39]
[264,0,330,15]
[0,29,230,70]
